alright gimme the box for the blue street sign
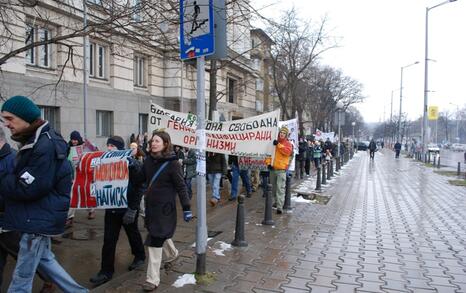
[180,0,215,60]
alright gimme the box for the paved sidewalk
[93,149,466,292]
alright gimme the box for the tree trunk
[208,60,218,120]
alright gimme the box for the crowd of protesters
[0,95,355,292]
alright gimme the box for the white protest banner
[314,129,336,142]
[278,118,299,171]
[70,150,132,209]
[148,103,280,157]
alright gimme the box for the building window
[227,77,237,103]
[134,55,146,87]
[138,113,148,134]
[25,25,52,68]
[96,110,113,137]
[256,78,264,91]
[89,42,107,79]
[39,106,60,132]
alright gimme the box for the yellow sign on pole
[428,106,439,120]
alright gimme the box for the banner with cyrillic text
[238,156,269,171]
[315,129,336,143]
[70,150,132,209]
[148,103,280,157]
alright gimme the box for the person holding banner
[90,136,146,286]
[0,96,88,292]
[140,131,192,291]
[270,126,293,214]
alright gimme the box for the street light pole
[398,61,419,143]
[422,0,457,157]
[336,101,344,157]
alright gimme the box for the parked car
[357,141,370,151]
[427,143,440,153]
[451,143,466,152]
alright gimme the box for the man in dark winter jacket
[0,127,57,292]
[0,95,87,292]
[90,136,146,286]
[394,141,402,158]
[368,139,377,160]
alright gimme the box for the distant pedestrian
[0,95,87,292]
[313,141,322,169]
[394,141,402,159]
[368,139,377,160]
[305,138,312,175]
[270,126,293,214]
[295,136,307,179]
[141,131,192,291]
[90,136,146,286]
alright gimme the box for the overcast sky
[252,0,466,123]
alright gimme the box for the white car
[427,143,440,153]
[451,143,466,152]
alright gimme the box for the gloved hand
[127,157,137,169]
[267,165,273,170]
[273,140,278,146]
[122,208,137,224]
[183,211,193,222]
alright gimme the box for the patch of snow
[291,197,312,203]
[191,237,213,248]
[212,241,233,256]
[172,274,196,288]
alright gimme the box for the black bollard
[232,195,248,247]
[330,159,334,177]
[327,159,331,180]
[322,161,327,185]
[262,183,275,225]
[458,162,461,176]
[283,173,291,211]
[315,165,321,191]
[336,156,340,172]
[433,156,436,167]
[437,156,440,169]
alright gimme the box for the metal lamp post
[422,0,457,158]
[336,101,344,157]
[351,121,356,140]
[398,61,419,143]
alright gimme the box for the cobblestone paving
[93,150,466,292]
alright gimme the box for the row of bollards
[233,151,355,247]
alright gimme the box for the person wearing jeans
[228,155,252,200]
[0,95,87,292]
[269,126,293,214]
[206,152,227,207]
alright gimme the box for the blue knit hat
[1,96,41,123]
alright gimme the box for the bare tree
[268,8,336,125]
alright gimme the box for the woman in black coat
[141,131,192,291]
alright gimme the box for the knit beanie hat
[279,126,289,136]
[106,136,125,150]
[70,130,83,142]
[1,95,41,123]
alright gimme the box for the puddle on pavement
[296,192,331,205]
[62,228,98,240]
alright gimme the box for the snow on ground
[172,274,196,288]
